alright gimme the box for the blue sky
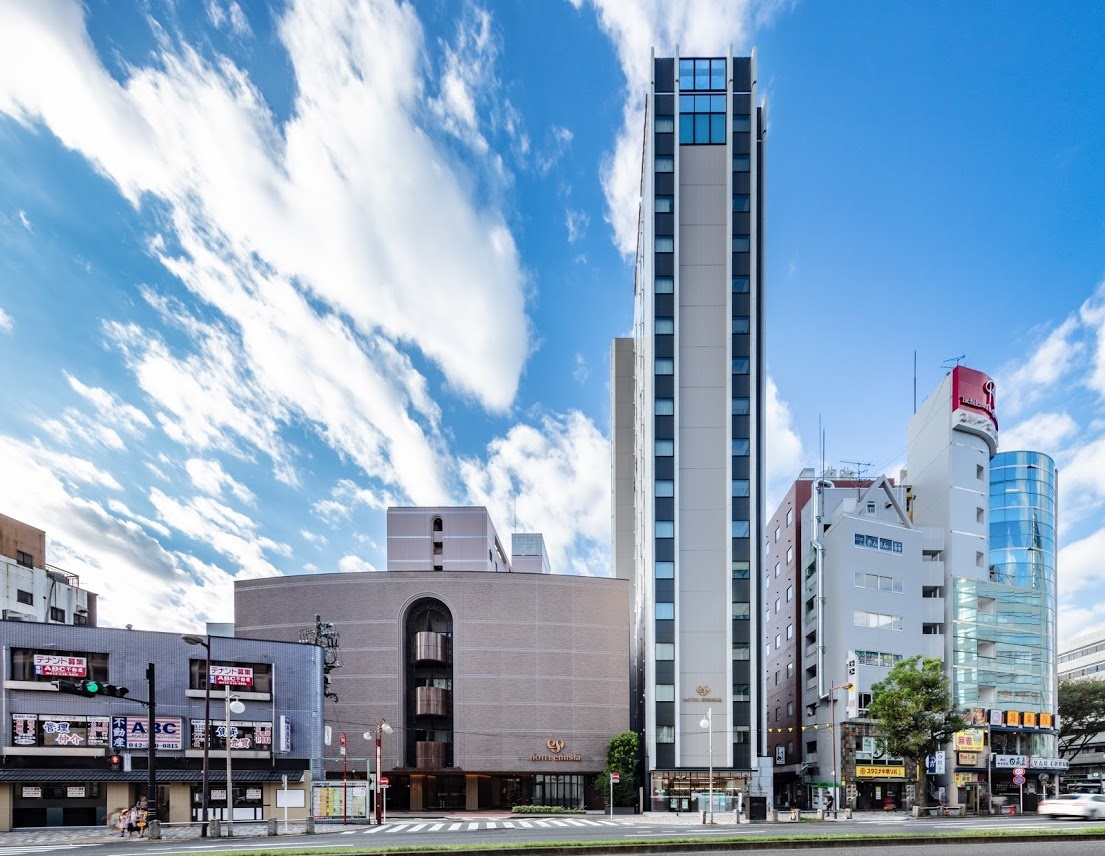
[1,0,1104,639]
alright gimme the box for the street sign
[380,776,390,788]
[1013,775,1026,785]
[1013,767,1025,776]
[611,773,620,783]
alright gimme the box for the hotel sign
[683,684,723,703]
[530,738,582,763]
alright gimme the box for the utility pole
[147,663,157,822]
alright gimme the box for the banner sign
[954,730,985,751]
[210,666,254,687]
[34,655,87,677]
[114,716,183,750]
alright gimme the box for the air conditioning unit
[2,609,35,622]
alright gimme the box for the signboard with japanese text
[993,754,1029,768]
[115,716,183,750]
[210,666,254,687]
[67,787,86,798]
[954,730,985,751]
[1040,713,1054,729]
[246,788,262,800]
[959,752,979,766]
[279,715,291,752]
[22,787,42,798]
[33,655,87,677]
[13,714,37,746]
[856,765,905,778]
[13,714,110,748]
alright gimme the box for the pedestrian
[136,805,148,837]
[115,809,127,837]
[825,793,835,813]
[126,806,138,837]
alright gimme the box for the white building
[0,513,96,626]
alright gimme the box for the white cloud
[584,0,768,254]
[459,410,610,575]
[999,316,1084,416]
[1059,527,1105,600]
[17,209,31,231]
[185,458,255,505]
[338,554,378,573]
[535,125,573,174]
[0,306,11,332]
[565,208,589,243]
[573,353,589,384]
[300,529,328,548]
[999,412,1078,456]
[765,376,805,509]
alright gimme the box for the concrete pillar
[465,775,479,811]
[267,818,277,836]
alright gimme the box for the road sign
[611,773,620,783]
[380,776,390,788]
[1013,775,1026,785]
[1013,767,1025,776]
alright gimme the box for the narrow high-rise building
[612,51,769,810]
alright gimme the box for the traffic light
[109,754,122,771]
[52,679,129,698]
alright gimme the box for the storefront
[853,765,906,810]
[649,771,751,813]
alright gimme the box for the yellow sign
[1023,711,1037,728]
[856,765,905,778]
[1006,710,1021,726]
[959,752,979,766]
[954,772,978,786]
[1040,713,1054,729]
[954,729,985,751]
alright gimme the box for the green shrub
[511,805,586,814]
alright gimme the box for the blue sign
[111,716,128,751]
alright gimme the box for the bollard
[844,808,853,820]
[816,809,824,821]
[226,821,234,838]
[702,810,707,825]
[209,819,221,838]
[768,808,778,822]
[267,818,278,836]
[148,820,161,840]
[790,808,800,822]
[306,816,316,835]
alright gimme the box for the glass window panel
[655,116,674,133]
[679,94,695,111]
[732,520,750,538]
[732,560,749,578]
[732,397,750,414]
[711,113,726,144]
[732,438,749,455]
[656,603,674,620]
[655,683,675,701]
[656,643,675,660]
[733,195,751,212]
[656,725,675,743]
[732,480,750,497]
[679,59,694,81]
[655,561,674,578]
[655,195,673,213]
[733,154,750,172]
[695,69,709,90]
[655,521,674,538]
[655,276,674,293]
[711,94,726,112]
[712,59,726,88]
[733,114,751,132]
[679,113,693,144]
[732,357,750,373]
[655,398,674,415]
[655,358,674,375]
[733,643,750,660]
[733,275,750,292]
[655,479,674,497]
[732,316,750,333]
[855,572,864,587]
[655,156,674,173]
[655,439,674,456]
[732,235,750,252]
[734,684,751,701]
[695,113,710,144]
[695,95,712,112]
[655,236,674,252]
[655,317,674,333]
[732,602,750,619]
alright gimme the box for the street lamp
[224,686,246,835]
[829,682,854,818]
[699,707,714,824]
[364,719,393,825]
[182,634,212,836]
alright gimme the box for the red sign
[379,776,389,787]
[210,666,253,687]
[611,773,620,783]
[34,655,87,677]
[951,366,998,430]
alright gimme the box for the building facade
[0,513,96,626]
[611,50,769,813]
[235,507,630,812]
[0,623,322,830]
[1058,629,1105,787]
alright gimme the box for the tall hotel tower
[612,51,768,806]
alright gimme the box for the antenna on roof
[941,355,966,372]
[841,460,873,481]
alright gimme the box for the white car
[1037,793,1105,820]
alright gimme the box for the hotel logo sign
[530,738,581,763]
[683,684,723,703]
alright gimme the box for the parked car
[1038,793,1105,820]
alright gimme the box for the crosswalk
[341,818,630,835]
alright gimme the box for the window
[655,643,675,660]
[679,57,726,91]
[977,464,985,480]
[656,603,675,620]
[732,438,749,455]
[655,317,674,334]
[16,550,33,568]
[732,316,750,334]
[655,196,673,214]
[774,634,781,649]
[732,235,750,252]
[854,573,904,593]
[655,479,674,497]
[733,276,749,293]
[655,439,674,456]
[49,607,66,623]
[735,726,750,744]
[922,586,943,598]
[656,725,675,743]
[16,590,33,606]
[786,624,794,639]
[775,527,780,542]
[732,114,751,132]
[10,648,109,684]
[732,521,750,538]
[976,551,984,567]
[655,276,674,293]
[734,683,750,701]
[732,479,750,497]
[866,501,876,513]
[655,116,675,133]
[923,623,944,635]
[775,707,781,721]
[655,358,674,375]
[786,509,793,525]
[655,398,674,415]
[732,601,750,619]
[655,236,674,253]
[787,702,794,716]
[854,610,904,631]
[655,521,674,538]
[655,684,675,701]
[733,643,750,660]
[775,562,782,578]
[732,398,750,414]
[733,195,750,212]
[775,598,781,614]
[733,154,750,172]
[732,357,750,374]
[678,92,727,144]
[976,507,984,524]
[655,561,674,578]
[786,585,793,602]
[732,560,750,579]
[786,662,794,678]
[786,546,793,563]
[655,156,674,173]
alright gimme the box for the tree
[600,731,638,808]
[868,656,962,808]
[1058,679,1105,761]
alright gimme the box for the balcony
[414,632,449,664]
[415,686,450,717]
[416,741,446,769]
